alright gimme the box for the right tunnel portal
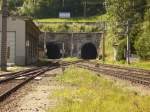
[81,43,98,59]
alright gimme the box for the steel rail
[0,66,58,102]
[0,67,45,84]
[86,61,150,74]
[76,63,150,87]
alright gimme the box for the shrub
[134,8,150,60]
[116,39,126,61]
[38,23,101,32]
[135,32,150,60]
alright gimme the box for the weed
[48,67,150,112]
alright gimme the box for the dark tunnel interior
[46,43,62,59]
[81,43,98,59]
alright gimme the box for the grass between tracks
[93,60,150,70]
[63,57,81,62]
[48,66,150,112]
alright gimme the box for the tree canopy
[2,0,105,18]
[0,0,149,60]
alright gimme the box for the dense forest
[0,0,150,60]
[1,0,105,18]
[105,0,150,60]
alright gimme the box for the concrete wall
[0,32,16,64]
[0,14,26,65]
[41,32,102,58]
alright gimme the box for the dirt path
[0,68,63,112]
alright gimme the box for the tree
[106,0,147,60]
[135,6,150,59]
[19,0,105,18]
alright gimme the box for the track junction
[0,60,150,102]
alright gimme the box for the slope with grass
[34,15,108,23]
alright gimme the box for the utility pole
[62,0,65,7]
[71,33,74,57]
[83,0,87,17]
[126,20,131,64]
[102,22,106,63]
[62,42,65,58]
[102,32,105,63]
[101,2,108,63]
[1,0,8,71]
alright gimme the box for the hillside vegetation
[1,0,150,61]
[1,0,105,18]
[35,15,108,22]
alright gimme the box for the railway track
[0,60,80,102]
[2,59,148,102]
[0,66,59,102]
[75,61,150,87]
[89,61,150,74]
[61,60,84,66]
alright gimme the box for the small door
[0,32,16,64]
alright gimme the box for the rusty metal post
[102,22,107,63]
[71,32,74,57]
[102,32,105,63]
[1,0,8,71]
[126,20,131,64]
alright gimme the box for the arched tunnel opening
[46,43,62,59]
[81,43,98,59]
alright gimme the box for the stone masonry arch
[40,32,102,59]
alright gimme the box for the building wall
[0,32,16,64]
[0,15,26,65]
[25,21,41,65]
[41,32,102,58]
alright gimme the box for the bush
[135,33,150,59]
[116,39,126,61]
[56,24,70,32]
[38,23,101,32]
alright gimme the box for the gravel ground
[0,66,35,76]
[0,68,63,112]
[102,74,150,95]
[0,66,150,112]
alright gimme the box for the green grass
[129,61,150,70]
[47,67,150,112]
[94,60,150,70]
[34,14,109,32]
[34,15,108,23]
[63,57,81,62]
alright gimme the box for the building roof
[0,12,41,34]
[0,11,32,20]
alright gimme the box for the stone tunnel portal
[81,43,98,59]
[46,43,62,59]
[42,32,102,59]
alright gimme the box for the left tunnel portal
[46,43,62,59]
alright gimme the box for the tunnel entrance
[46,43,62,59]
[81,43,98,59]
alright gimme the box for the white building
[0,14,42,65]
